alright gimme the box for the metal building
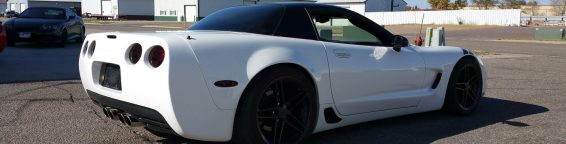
[154,0,316,22]
[7,0,80,13]
[1,0,7,12]
[81,0,154,20]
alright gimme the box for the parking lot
[1,21,565,143]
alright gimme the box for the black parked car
[3,7,85,47]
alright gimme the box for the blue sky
[404,0,554,9]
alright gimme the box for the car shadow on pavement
[151,97,548,144]
[304,97,549,144]
[0,43,82,84]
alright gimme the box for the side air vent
[324,108,342,124]
[432,73,442,89]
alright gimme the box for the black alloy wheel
[57,30,68,47]
[76,27,85,43]
[7,32,15,47]
[234,67,317,144]
[444,57,483,115]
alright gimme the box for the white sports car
[79,3,487,144]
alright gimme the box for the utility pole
[391,0,394,11]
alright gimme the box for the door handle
[333,49,351,58]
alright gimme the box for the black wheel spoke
[280,80,287,104]
[461,92,468,106]
[287,113,306,130]
[289,96,307,111]
[285,121,305,135]
[257,75,312,144]
[286,91,305,106]
[468,76,478,84]
[259,107,278,113]
[274,119,284,144]
[455,83,466,91]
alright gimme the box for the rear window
[188,5,284,35]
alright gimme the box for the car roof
[266,2,341,9]
[25,7,66,10]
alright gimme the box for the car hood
[9,18,65,30]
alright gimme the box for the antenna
[415,13,425,46]
[419,13,425,37]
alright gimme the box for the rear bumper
[86,90,175,134]
[78,33,236,142]
[8,30,63,43]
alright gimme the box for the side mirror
[14,13,19,17]
[393,35,409,52]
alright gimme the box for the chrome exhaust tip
[102,107,111,118]
[108,108,121,120]
[124,114,143,127]
[118,113,127,124]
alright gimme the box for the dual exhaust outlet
[102,107,143,127]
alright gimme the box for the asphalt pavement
[0,22,565,143]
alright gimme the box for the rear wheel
[233,67,318,144]
[443,57,483,115]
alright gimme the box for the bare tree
[499,0,526,9]
[454,0,469,9]
[472,0,499,9]
[551,0,566,16]
[523,0,539,16]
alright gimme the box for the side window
[274,7,318,40]
[312,16,382,46]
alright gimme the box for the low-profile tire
[7,35,15,47]
[76,27,85,43]
[443,57,483,115]
[233,66,318,144]
[7,40,15,47]
[57,30,68,47]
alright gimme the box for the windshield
[189,5,284,35]
[19,8,65,19]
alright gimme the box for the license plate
[19,32,31,38]
[100,63,122,90]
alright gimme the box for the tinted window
[308,8,395,46]
[313,16,381,46]
[189,5,284,35]
[274,7,318,40]
[19,8,66,19]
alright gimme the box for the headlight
[40,24,58,30]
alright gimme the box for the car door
[308,9,427,116]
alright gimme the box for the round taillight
[148,46,165,68]
[128,43,142,64]
[88,41,96,57]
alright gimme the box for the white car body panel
[79,31,487,142]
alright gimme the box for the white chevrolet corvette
[79,3,487,144]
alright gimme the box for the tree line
[420,0,566,16]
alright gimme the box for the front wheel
[443,57,483,115]
[76,27,85,43]
[7,34,15,47]
[233,67,318,144]
[57,30,68,47]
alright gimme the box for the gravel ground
[0,22,565,143]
